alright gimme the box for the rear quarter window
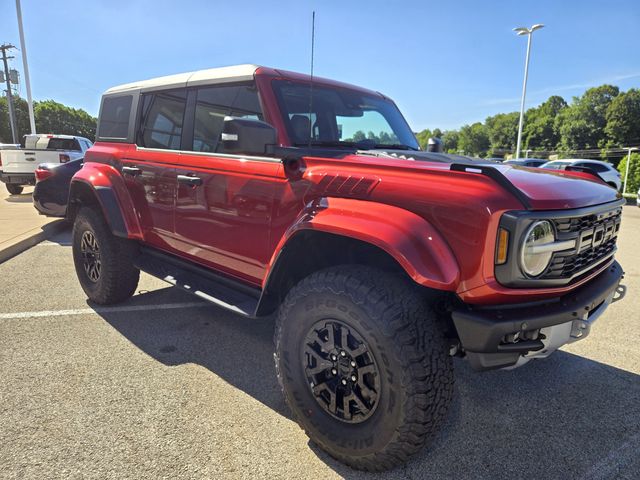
[47,138,81,151]
[577,162,610,173]
[98,95,133,140]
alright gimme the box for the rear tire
[72,206,140,304]
[274,266,454,471]
[6,184,23,195]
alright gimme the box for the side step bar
[135,247,261,317]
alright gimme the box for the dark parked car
[504,158,547,167]
[33,159,84,216]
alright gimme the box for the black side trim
[450,163,531,209]
[94,186,128,238]
[135,247,261,317]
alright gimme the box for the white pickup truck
[0,134,92,194]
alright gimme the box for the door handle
[177,174,203,187]
[122,166,142,176]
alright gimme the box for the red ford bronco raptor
[69,65,626,471]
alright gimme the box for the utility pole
[0,44,18,144]
[15,0,35,134]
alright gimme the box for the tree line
[0,96,96,143]
[415,85,640,163]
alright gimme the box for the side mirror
[221,116,277,156]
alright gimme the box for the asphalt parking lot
[0,207,638,480]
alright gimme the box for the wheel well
[66,181,100,222]
[258,230,424,316]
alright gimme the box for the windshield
[273,80,419,150]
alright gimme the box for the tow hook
[612,284,626,304]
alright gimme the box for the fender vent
[314,173,380,197]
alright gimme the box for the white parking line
[35,241,72,246]
[0,302,210,320]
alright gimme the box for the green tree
[442,130,460,153]
[485,112,519,156]
[618,152,640,194]
[557,85,619,150]
[35,100,96,140]
[415,129,432,149]
[523,95,567,151]
[0,96,31,143]
[350,130,366,142]
[458,122,489,156]
[1,96,96,143]
[415,128,443,149]
[605,89,640,147]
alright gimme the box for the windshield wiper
[292,141,419,152]
[293,141,357,148]
[369,144,419,151]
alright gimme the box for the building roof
[104,64,260,95]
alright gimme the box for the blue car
[33,158,84,217]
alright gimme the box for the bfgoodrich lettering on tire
[274,266,454,471]
[72,206,140,304]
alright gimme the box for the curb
[0,219,68,264]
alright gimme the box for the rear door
[173,83,280,285]
[121,90,187,249]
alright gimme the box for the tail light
[35,166,53,182]
[59,154,70,163]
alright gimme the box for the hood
[355,150,621,210]
[492,165,621,210]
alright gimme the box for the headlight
[521,220,555,277]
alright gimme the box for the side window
[191,84,262,153]
[584,163,609,173]
[138,90,187,150]
[98,95,133,139]
[544,162,560,170]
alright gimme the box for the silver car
[541,159,622,190]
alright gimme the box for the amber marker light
[496,228,510,265]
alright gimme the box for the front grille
[553,208,622,234]
[543,207,622,281]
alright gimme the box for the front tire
[72,206,140,304]
[6,184,23,195]
[274,266,454,471]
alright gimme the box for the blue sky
[1,0,638,131]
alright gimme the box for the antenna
[307,10,315,147]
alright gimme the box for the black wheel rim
[303,320,380,423]
[80,230,101,283]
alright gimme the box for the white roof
[104,64,260,95]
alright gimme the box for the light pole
[514,24,544,160]
[623,147,638,194]
[15,0,36,134]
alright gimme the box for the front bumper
[0,172,35,185]
[452,261,625,371]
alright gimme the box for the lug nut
[331,368,337,375]
[350,360,356,368]
[340,351,347,357]
[330,354,337,361]
[351,375,357,382]
[341,379,347,386]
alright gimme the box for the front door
[172,83,281,285]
